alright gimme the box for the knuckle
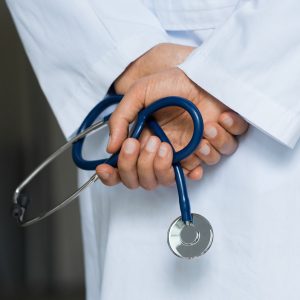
[137,157,149,171]
[206,154,221,165]
[141,181,157,191]
[154,160,168,173]
[118,160,135,172]
[124,182,139,190]
[214,133,229,152]
[221,138,237,155]
[161,177,175,187]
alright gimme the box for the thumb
[107,82,147,153]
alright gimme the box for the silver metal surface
[20,173,99,227]
[168,213,213,259]
[13,120,108,227]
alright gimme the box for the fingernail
[146,137,158,153]
[99,171,110,180]
[158,144,168,157]
[222,116,234,128]
[124,140,136,154]
[205,126,217,139]
[199,144,210,156]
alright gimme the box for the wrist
[113,44,160,94]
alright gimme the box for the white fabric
[79,127,300,300]
[179,0,300,147]
[6,0,168,137]
[6,0,300,299]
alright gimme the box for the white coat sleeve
[6,0,168,137]
[179,0,300,148]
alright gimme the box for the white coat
[6,0,300,299]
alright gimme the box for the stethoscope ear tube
[72,95,122,170]
[12,118,108,226]
[74,96,204,170]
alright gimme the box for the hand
[112,42,245,179]
[96,68,248,189]
[114,43,195,94]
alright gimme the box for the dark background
[1,2,85,299]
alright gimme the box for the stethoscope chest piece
[168,213,213,259]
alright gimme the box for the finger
[117,138,140,189]
[182,168,189,177]
[180,154,202,171]
[187,166,204,181]
[107,81,147,153]
[195,139,221,165]
[137,136,161,190]
[114,64,136,95]
[139,128,151,149]
[108,68,193,154]
[154,142,175,186]
[204,122,238,155]
[218,111,249,136]
[96,164,120,186]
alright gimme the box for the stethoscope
[12,95,213,259]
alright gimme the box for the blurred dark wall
[0,2,84,299]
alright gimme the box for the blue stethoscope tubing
[72,95,204,223]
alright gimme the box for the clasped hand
[96,44,248,189]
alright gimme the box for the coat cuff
[179,54,300,149]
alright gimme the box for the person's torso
[80,125,300,300]
[79,5,300,299]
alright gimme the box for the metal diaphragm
[168,213,213,259]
